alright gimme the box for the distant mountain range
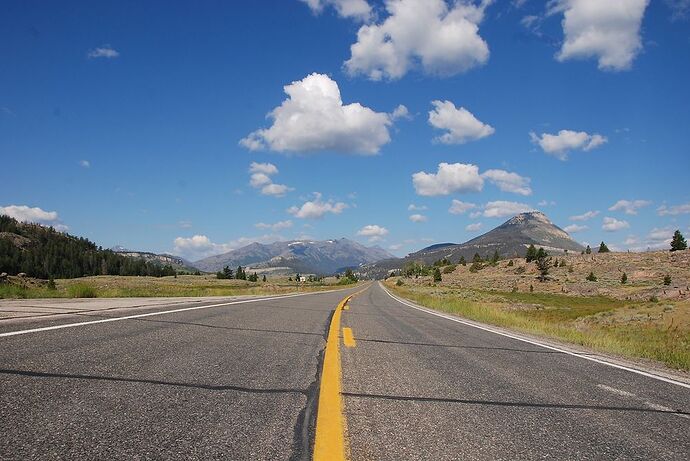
[363,211,584,278]
[194,238,394,275]
[110,247,198,272]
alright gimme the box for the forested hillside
[0,215,176,279]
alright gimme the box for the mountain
[111,247,198,272]
[194,238,394,274]
[363,211,585,278]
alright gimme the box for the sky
[1,0,690,261]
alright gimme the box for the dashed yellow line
[342,327,356,348]
[313,284,369,461]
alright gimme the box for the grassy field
[386,280,690,371]
[0,274,353,299]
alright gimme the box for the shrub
[621,272,628,284]
[507,260,514,267]
[395,279,404,286]
[458,256,467,266]
[67,283,97,298]
[442,264,456,274]
[47,277,57,290]
[560,259,567,267]
[663,275,672,286]
[586,272,597,282]
[529,284,534,292]
[433,267,442,282]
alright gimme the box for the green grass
[66,283,98,298]
[387,283,690,371]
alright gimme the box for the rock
[17,272,27,278]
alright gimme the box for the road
[1,283,689,460]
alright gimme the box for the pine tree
[525,244,537,263]
[598,242,610,253]
[433,267,442,282]
[621,272,627,284]
[459,256,467,266]
[490,250,500,265]
[670,230,687,251]
[585,245,592,255]
[535,248,551,281]
[262,274,267,282]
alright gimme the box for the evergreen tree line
[0,215,176,279]
[216,265,260,282]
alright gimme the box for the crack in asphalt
[342,392,690,416]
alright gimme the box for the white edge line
[378,282,690,390]
[0,288,347,338]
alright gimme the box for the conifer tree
[525,244,537,263]
[585,245,592,254]
[598,242,610,253]
[670,230,687,251]
[433,267,442,282]
[459,256,466,266]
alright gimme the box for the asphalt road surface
[1,283,689,460]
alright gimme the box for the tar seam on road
[0,288,347,338]
[379,283,690,390]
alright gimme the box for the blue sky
[1,0,689,261]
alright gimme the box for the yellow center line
[342,327,356,348]
[313,284,370,461]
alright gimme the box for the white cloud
[248,162,293,197]
[482,201,533,218]
[391,104,412,120]
[249,162,279,175]
[412,163,530,197]
[409,214,428,223]
[87,45,120,59]
[344,0,492,80]
[412,162,483,196]
[657,202,690,216]
[428,100,494,144]
[623,235,638,246]
[255,220,294,232]
[357,224,389,242]
[260,183,293,197]
[79,160,90,168]
[249,173,272,188]
[388,243,404,251]
[551,0,649,71]
[300,0,372,21]
[240,73,394,155]
[465,222,482,232]
[173,234,282,260]
[481,169,532,196]
[602,216,630,232]
[609,199,652,215]
[448,199,477,215]
[625,227,674,251]
[530,129,607,160]
[570,210,599,221]
[287,193,348,219]
[564,224,588,233]
[665,0,690,20]
[408,204,428,211]
[0,204,68,231]
[538,200,556,207]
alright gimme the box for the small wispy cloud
[79,160,90,168]
[87,45,120,59]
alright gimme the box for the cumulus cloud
[255,220,293,231]
[87,45,120,59]
[173,234,282,260]
[481,169,532,196]
[0,204,68,231]
[465,222,482,232]
[391,104,412,120]
[300,0,372,21]
[657,202,690,216]
[530,129,607,160]
[551,0,649,71]
[602,216,630,232]
[357,224,389,242]
[570,210,599,221]
[287,193,348,219]
[448,199,477,215]
[240,73,394,155]
[428,100,494,144]
[412,163,530,197]
[412,163,483,196]
[344,0,492,80]
[609,199,652,215]
[248,162,293,197]
[409,214,428,222]
[564,224,588,233]
[408,204,428,211]
[482,201,533,218]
